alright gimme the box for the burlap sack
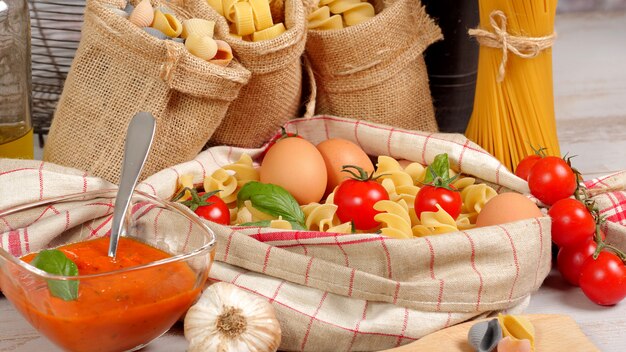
[306,0,442,132]
[183,0,307,148]
[4,116,626,350]
[43,0,251,184]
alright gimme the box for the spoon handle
[108,112,156,258]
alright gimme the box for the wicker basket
[29,0,83,143]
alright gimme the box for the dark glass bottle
[423,0,479,133]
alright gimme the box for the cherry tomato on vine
[528,156,577,205]
[174,188,230,225]
[548,198,596,247]
[579,251,626,306]
[413,153,462,220]
[557,238,599,286]
[414,185,462,220]
[515,154,542,181]
[193,192,230,225]
[335,166,389,231]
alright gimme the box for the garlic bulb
[184,282,282,352]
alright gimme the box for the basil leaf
[31,249,79,301]
[240,220,272,227]
[288,221,306,231]
[423,153,450,184]
[237,182,306,226]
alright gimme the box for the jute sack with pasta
[306,0,441,131]
[43,0,251,184]
[184,0,307,148]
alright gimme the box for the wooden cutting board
[383,314,599,352]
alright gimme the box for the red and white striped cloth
[1,116,625,351]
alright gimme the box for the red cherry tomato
[528,156,577,205]
[515,154,542,181]
[579,251,626,306]
[414,185,462,220]
[194,193,230,225]
[335,179,389,231]
[557,238,598,286]
[548,198,596,247]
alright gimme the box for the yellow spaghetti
[465,0,560,172]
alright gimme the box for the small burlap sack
[183,0,307,148]
[4,117,626,350]
[43,0,251,184]
[306,0,442,132]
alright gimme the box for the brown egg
[476,192,543,227]
[316,138,374,194]
[260,137,327,204]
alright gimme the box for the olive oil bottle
[0,0,34,159]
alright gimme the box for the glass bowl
[0,189,216,352]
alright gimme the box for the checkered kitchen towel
[1,116,625,351]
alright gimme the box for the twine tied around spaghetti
[468,10,556,82]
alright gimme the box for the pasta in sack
[3,116,626,350]
[306,0,442,132]
[43,0,251,184]
[185,0,307,148]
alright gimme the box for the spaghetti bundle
[465,0,559,171]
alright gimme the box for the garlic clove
[185,282,281,352]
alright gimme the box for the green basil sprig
[31,249,79,301]
[237,182,306,230]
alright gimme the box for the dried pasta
[308,0,375,30]
[223,154,260,188]
[270,217,293,230]
[412,204,459,237]
[465,0,560,171]
[204,168,239,203]
[208,0,286,41]
[302,203,338,232]
[374,200,413,239]
[177,152,499,239]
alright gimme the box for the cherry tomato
[414,185,462,220]
[548,198,596,247]
[335,179,389,231]
[557,238,598,286]
[579,251,626,306]
[194,193,230,225]
[515,154,542,181]
[528,156,576,205]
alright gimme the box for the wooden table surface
[3,10,626,352]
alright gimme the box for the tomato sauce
[7,237,203,352]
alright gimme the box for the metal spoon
[108,112,156,258]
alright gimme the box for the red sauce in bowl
[8,237,203,352]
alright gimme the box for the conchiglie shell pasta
[129,0,154,27]
[181,18,216,39]
[185,34,218,61]
[152,10,183,37]
[209,40,234,67]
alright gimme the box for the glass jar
[0,0,33,159]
